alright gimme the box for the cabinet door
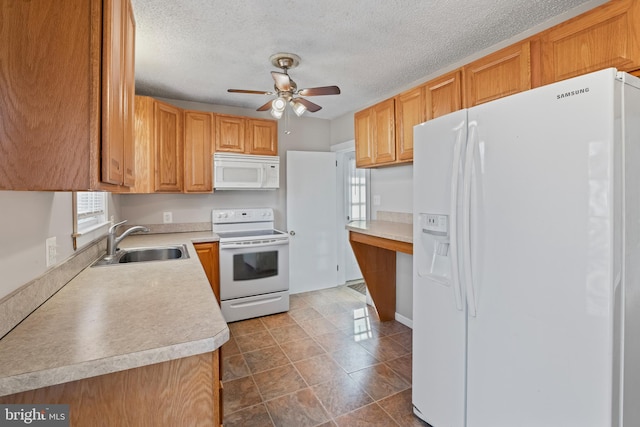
[541,0,640,84]
[395,87,424,163]
[373,98,396,165]
[194,242,220,304]
[247,119,278,155]
[154,101,183,192]
[354,108,374,167]
[465,41,531,107]
[215,115,245,153]
[122,0,136,187]
[425,69,463,120]
[102,0,125,185]
[184,111,213,192]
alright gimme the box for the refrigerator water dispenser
[418,213,451,284]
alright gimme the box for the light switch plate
[163,212,173,224]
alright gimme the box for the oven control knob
[289,230,296,236]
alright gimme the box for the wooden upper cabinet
[425,69,463,120]
[395,87,424,163]
[247,119,278,156]
[354,108,374,167]
[354,98,398,168]
[134,97,213,194]
[541,0,640,84]
[103,0,136,187]
[215,115,246,153]
[122,0,136,187]
[0,0,135,190]
[215,114,278,155]
[184,111,213,193]
[464,41,532,107]
[154,101,183,192]
[373,98,396,165]
[102,0,125,186]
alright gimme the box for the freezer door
[465,68,617,426]
[412,109,467,427]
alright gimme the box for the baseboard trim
[395,312,413,329]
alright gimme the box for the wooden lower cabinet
[194,242,221,304]
[0,351,222,427]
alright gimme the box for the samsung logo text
[557,87,589,99]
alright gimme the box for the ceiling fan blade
[228,89,273,95]
[271,71,292,92]
[298,86,341,96]
[297,97,322,112]
[256,100,272,111]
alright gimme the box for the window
[73,192,110,249]
[346,154,368,221]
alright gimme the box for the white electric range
[212,208,289,322]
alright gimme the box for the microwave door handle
[259,165,265,188]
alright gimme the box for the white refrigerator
[412,68,640,427]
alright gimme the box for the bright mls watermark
[1,405,69,426]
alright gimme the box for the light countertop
[0,231,227,397]
[346,220,413,244]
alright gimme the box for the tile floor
[222,285,430,427]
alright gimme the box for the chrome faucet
[106,220,150,256]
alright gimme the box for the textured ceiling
[131,0,603,120]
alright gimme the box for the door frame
[331,140,370,285]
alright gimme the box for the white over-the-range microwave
[213,153,279,190]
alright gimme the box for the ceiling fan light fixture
[270,108,284,119]
[290,100,307,117]
[271,97,286,112]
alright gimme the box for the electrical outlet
[163,212,173,224]
[46,237,57,267]
[373,195,381,206]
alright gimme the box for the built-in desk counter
[347,217,412,321]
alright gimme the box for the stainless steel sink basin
[92,244,190,267]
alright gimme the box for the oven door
[219,239,289,300]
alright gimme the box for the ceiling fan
[228,53,341,119]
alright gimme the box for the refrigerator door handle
[449,124,465,311]
[462,123,478,317]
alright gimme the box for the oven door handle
[219,239,289,249]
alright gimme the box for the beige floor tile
[312,375,373,417]
[349,363,410,401]
[261,312,298,329]
[224,376,263,415]
[265,388,330,427]
[253,364,307,401]
[295,354,350,386]
[235,329,277,353]
[222,353,251,382]
[243,345,290,374]
[229,317,267,337]
[269,323,310,344]
[280,337,326,362]
[334,403,399,426]
[224,403,275,427]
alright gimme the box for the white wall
[0,192,121,300]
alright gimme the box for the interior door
[344,151,365,282]
[287,151,338,294]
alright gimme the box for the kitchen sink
[92,244,190,267]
